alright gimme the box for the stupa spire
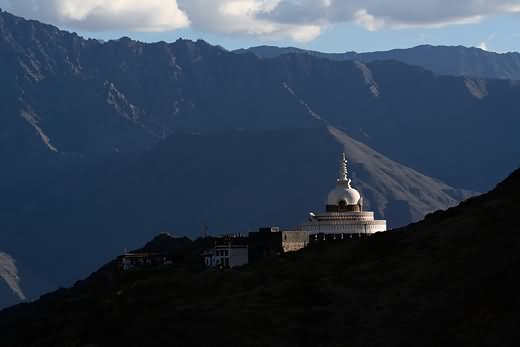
[338,152,352,188]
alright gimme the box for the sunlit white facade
[300,153,387,236]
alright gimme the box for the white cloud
[176,0,321,42]
[1,0,190,31]
[354,9,385,32]
[286,24,322,42]
[1,0,520,42]
[260,0,520,28]
[479,41,489,51]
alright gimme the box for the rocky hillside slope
[1,169,518,347]
[1,10,519,193]
[0,252,25,308]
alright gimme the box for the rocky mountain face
[328,126,474,226]
[1,169,519,347]
[238,44,520,80]
[1,10,519,193]
[0,9,519,308]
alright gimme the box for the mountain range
[1,168,519,347]
[236,44,520,80]
[0,9,519,308]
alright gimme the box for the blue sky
[78,14,519,54]
[2,0,519,53]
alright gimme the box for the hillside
[1,169,519,347]
[238,44,520,80]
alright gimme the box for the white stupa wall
[301,220,387,235]
[299,153,387,236]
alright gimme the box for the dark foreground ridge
[1,169,519,347]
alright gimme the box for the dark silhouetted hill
[1,169,519,347]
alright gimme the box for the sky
[1,0,519,53]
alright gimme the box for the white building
[204,237,249,268]
[300,153,387,236]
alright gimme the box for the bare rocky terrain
[0,252,25,308]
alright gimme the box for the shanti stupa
[300,153,387,236]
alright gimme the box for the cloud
[258,0,519,30]
[176,0,321,42]
[353,9,385,32]
[1,0,190,31]
[2,0,520,42]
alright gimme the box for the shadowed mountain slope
[0,10,519,194]
[0,169,518,347]
[0,127,473,309]
[329,127,473,226]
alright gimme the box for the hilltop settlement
[120,153,388,270]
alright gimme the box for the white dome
[327,185,361,206]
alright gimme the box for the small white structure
[300,153,387,236]
[204,237,248,268]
